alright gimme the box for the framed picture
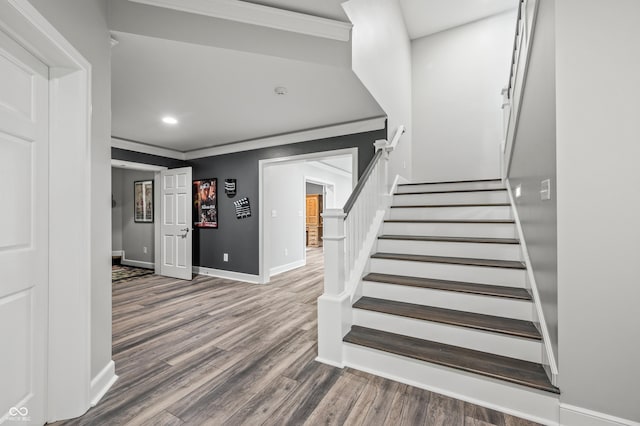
[134,180,153,223]
[193,178,218,228]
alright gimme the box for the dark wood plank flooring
[50,248,541,426]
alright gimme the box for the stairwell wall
[411,11,515,183]
[507,0,558,364]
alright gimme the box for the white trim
[193,266,261,284]
[560,404,640,426]
[185,117,385,160]
[89,361,118,407]
[128,0,352,42]
[111,137,185,160]
[112,250,123,257]
[111,158,169,171]
[0,1,94,422]
[259,148,358,284]
[314,357,344,369]
[270,259,306,277]
[505,178,558,383]
[121,258,154,270]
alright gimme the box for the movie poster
[193,179,218,228]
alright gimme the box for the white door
[0,30,48,424]
[160,167,193,280]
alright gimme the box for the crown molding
[111,137,186,160]
[128,0,352,42]
[184,116,386,160]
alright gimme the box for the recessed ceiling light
[274,86,288,96]
[162,116,178,125]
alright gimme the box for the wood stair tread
[391,203,510,208]
[399,178,502,186]
[379,235,520,244]
[384,219,515,224]
[363,273,532,300]
[344,326,559,394]
[372,252,526,270]
[353,297,540,340]
[394,188,506,195]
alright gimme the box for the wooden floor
[51,248,540,426]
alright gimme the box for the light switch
[223,253,228,262]
[540,179,551,200]
[271,209,277,217]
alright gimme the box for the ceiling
[110,0,517,153]
[399,0,518,40]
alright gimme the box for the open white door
[160,167,193,280]
[0,30,48,423]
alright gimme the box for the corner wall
[411,11,516,182]
[556,0,640,423]
[27,0,113,383]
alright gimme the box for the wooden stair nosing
[378,235,520,245]
[344,326,559,394]
[394,188,507,195]
[399,178,502,186]
[390,203,511,208]
[371,252,526,270]
[363,273,532,300]
[384,219,515,224]
[353,297,541,340]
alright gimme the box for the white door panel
[160,167,192,280]
[0,28,48,425]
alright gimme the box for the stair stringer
[505,178,559,386]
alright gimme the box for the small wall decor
[234,197,251,219]
[193,179,218,228]
[224,179,237,197]
[134,180,153,223]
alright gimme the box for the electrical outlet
[223,253,228,262]
[271,210,277,217]
[143,246,147,254]
[284,248,288,256]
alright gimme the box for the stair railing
[317,125,404,366]
[501,0,539,178]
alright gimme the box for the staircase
[341,178,560,424]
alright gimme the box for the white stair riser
[393,191,509,206]
[352,309,542,363]
[389,206,513,221]
[396,181,504,193]
[383,222,517,239]
[377,239,522,261]
[362,281,534,321]
[342,344,559,425]
[370,258,526,287]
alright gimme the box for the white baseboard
[270,259,306,277]
[121,258,154,269]
[315,356,344,369]
[112,250,123,257]
[90,361,118,407]
[193,266,261,284]
[560,404,640,426]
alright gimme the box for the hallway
[51,249,537,425]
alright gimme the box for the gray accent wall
[112,147,187,168]
[189,129,384,275]
[507,0,558,361]
[112,168,155,265]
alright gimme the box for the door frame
[258,148,357,284]
[0,0,94,421]
[111,160,168,274]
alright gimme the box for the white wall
[508,0,558,363]
[342,0,412,183]
[27,0,112,383]
[265,159,353,275]
[556,0,640,423]
[412,11,515,182]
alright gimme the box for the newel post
[316,209,349,367]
